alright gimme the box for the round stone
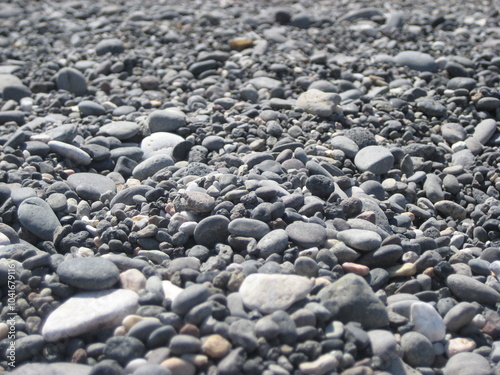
[56,257,120,290]
[286,222,327,248]
[354,146,394,175]
[18,197,61,241]
[194,215,230,248]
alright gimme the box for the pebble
[337,229,382,252]
[67,173,116,195]
[42,289,138,342]
[48,140,92,165]
[446,274,500,306]
[318,273,389,329]
[141,132,185,159]
[394,51,437,72]
[443,352,494,375]
[401,331,435,367]
[148,109,186,133]
[228,218,270,240]
[295,89,341,117]
[171,284,210,316]
[286,222,327,248]
[299,354,338,375]
[473,118,497,145]
[239,273,314,314]
[132,154,174,180]
[410,302,446,342]
[354,146,394,175]
[97,121,140,140]
[160,357,195,375]
[445,338,476,357]
[202,334,231,359]
[55,67,87,96]
[193,215,230,248]
[57,257,120,290]
[434,200,467,220]
[443,302,477,331]
[104,336,145,366]
[18,197,61,241]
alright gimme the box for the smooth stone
[45,123,78,143]
[255,229,289,258]
[109,185,154,207]
[286,222,327,248]
[42,289,139,342]
[443,352,494,375]
[18,197,61,241]
[295,88,341,117]
[104,336,145,366]
[120,269,147,292]
[445,338,476,357]
[10,363,91,375]
[148,109,186,133]
[161,357,195,375]
[395,51,437,72]
[446,274,500,306]
[239,273,314,314]
[401,331,435,367]
[229,319,258,352]
[48,140,92,165]
[451,149,475,169]
[424,173,445,203]
[202,334,231,359]
[441,123,467,144]
[228,218,270,240]
[368,329,397,361]
[416,98,447,117]
[193,215,230,248]
[201,135,225,151]
[434,200,467,220]
[337,229,382,252]
[330,136,359,158]
[299,354,338,375]
[248,77,282,90]
[473,119,497,145]
[173,191,215,214]
[354,145,394,175]
[97,121,140,140]
[169,334,202,355]
[294,256,319,277]
[57,257,120,290]
[443,302,477,332]
[95,38,125,55]
[447,77,477,90]
[132,154,174,180]
[171,284,210,316]
[410,302,446,342]
[3,84,31,102]
[78,100,106,116]
[318,273,389,329]
[141,132,185,159]
[55,67,87,96]
[11,187,36,206]
[67,173,116,195]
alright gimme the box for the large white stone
[42,289,138,342]
[410,301,446,342]
[239,273,314,314]
[296,89,342,117]
[140,132,184,159]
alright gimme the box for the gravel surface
[0,0,499,374]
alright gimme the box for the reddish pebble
[342,262,370,276]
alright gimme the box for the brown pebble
[179,323,200,337]
[228,37,253,50]
[161,357,196,375]
[342,262,370,276]
[202,334,231,359]
[71,348,88,364]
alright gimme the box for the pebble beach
[0,0,499,374]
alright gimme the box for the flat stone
[171,284,210,316]
[473,118,497,145]
[10,363,91,375]
[95,38,125,55]
[55,67,87,96]
[299,354,338,375]
[416,99,447,117]
[434,200,467,220]
[193,215,230,248]
[239,273,314,314]
[296,88,342,117]
[248,77,282,90]
[42,289,138,342]
[410,301,446,342]
[395,51,437,72]
[318,273,389,329]
[18,197,61,241]
[132,154,174,180]
[97,121,140,140]
[141,132,185,159]
[48,140,92,165]
[446,274,500,306]
[337,229,382,252]
[255,229,289,258]
[67,173,116,195]
[78,100,106,117]
[173,191,216,214]
[401,331,435,367]
[109,185,154,207]
[443,352,494,375]
[57,257,120,290]
[148,109,187,133]
[354,145,394,175]
[228,218,270,240]
[286,221,327,248]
